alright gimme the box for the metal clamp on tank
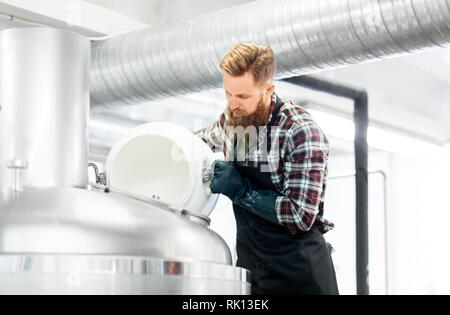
[202,160,221,184]
[180,209,211,226]
[88,163,106,185]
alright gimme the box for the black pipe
[282,75,369,295]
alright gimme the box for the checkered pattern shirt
[195,93,334,235]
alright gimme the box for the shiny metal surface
[0,27,249,295]
[0,255,251,295]
[0,27,90,189]
[90,0,450,108]
[0,186,232,265]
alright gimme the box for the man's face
[224,72,273,128]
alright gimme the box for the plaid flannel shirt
[195,93,334,235]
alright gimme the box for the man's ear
[265,83,275,98]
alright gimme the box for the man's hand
[210,161,245,200]
[209,160,280,225]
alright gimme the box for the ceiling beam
[0,0,148,36]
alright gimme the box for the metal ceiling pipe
[0,27,90,189]
[90,0,450,108]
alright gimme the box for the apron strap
[267,94,283,132]
[265,94,283,157]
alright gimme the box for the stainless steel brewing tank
[0,27,90,189]
[0,255,250,295]
[0,186,250,294]
[0,27,250,294]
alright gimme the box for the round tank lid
[105,122,218,216]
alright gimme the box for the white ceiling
[85,0,254,26]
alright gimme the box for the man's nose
[229,99,240,111]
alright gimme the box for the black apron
[232,99,339,295]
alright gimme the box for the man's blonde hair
[220,42,276,86]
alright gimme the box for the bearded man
[195,42,339,295]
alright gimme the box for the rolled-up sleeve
[275,122,330,235]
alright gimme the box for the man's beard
[226,96,270,128]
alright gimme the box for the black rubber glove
[210,161,280,225]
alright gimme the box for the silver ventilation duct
[90,0,450,108]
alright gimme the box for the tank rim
[0,254,251,283]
